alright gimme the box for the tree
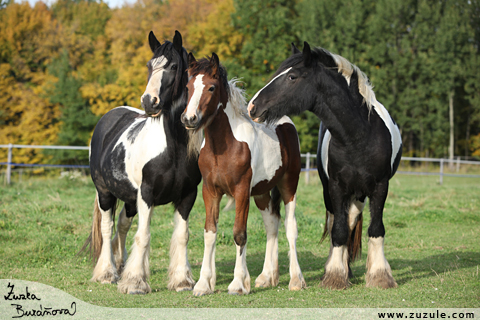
[230,0,298,95]
[0,2,62,165]
[45,50,98,163]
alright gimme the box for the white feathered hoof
[117,275,151,295]
[366,269,397,289]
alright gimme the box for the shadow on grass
[147,249,478,294]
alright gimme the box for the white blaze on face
[141,56,168,105]
[184,74,205,119]
[247,67,292,113]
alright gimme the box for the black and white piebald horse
[84,31,202,294]
[248,42,402,289]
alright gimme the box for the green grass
[0,173,479,308]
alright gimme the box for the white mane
[227,78,250,118]
[328,50,377,112]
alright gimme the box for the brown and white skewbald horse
[181,53,306,296]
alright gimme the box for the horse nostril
[152,97,157,105]
[191,115,197,122]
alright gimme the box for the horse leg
[321,184,350,289]
[168,190,197,292]
[92,192,118,284]
[118,187,153,294]
[228,192,251,295]
[366,181,397,289]
[254,193,280,288]
[193,185,221,296]
[111,204,134,275]
[283,194,306,291]
[346,197,365,278]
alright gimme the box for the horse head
[247,41,318,123]
[141,30,188,117]
[181,52,228,131]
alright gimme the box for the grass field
[0,172,479,308]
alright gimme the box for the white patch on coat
[141,56,168,105]
[284,196,305,289]
[168,210,194,291]
[113,115,168,189]
[224,100,283,189]
[325,245,349,275]
[256,203,279,287]
[320,130,332,179]
[366,236,391,274]
[348,197,365,230]
[372,101,402,170]
[248,67,292,111]
[193,230,217,295]
[185,75,205,119]
[228,242,251,294]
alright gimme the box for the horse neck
[311,77,370,145]
[166,94,189,143]
[202,96,237,153]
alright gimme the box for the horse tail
[222,195,235,212]
[271,186,282,217]
[320,210,329,244]
[348,213,363,263]
[78,193,117,263]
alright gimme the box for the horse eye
[288,75,297,81]
[208,86,215,92]
[171,64,177,70]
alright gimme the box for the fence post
[456,156,460,172]
[305,152,310,185]
[439,158,444,185]
[6,143,12,185]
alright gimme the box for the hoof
[289,276,306,291]
[118,276,151,295]
[366,269,397,289]
[170,278,195,292]
[192,278,214,296]
[228,289,247,295]
[228,278,250,295]
[321,270,350,290]
[254,273,278,288]
[193,290,212,297]
[128,290,146,295]
[91,270,118,284]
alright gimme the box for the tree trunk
[448,90,455,170]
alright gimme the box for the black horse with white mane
[83,31,202,294]
[248,42,402,289]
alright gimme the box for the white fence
[301,153,480,184]
[1,145,480,185]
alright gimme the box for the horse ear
[148,31,161,53]
[291,42,301,55]
[188,52,197,68]
[210,52,220,76]
[173,30,183,54]
[303,41,312,67]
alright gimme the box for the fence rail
[2,145,480,185]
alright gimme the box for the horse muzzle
[141,94,163,117]
[247,102,264,123]
[181,113,200,130]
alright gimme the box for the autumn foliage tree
[0,0,479,167]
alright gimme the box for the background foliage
[1,0,479,162]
